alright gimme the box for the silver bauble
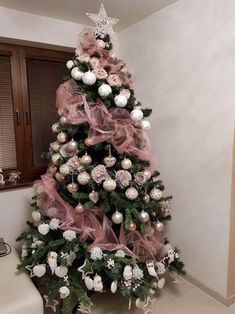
[140,210,150,223]
[67,139,78,153]
[60,116,67,125]
[103,178,116,191]
[155,221,164,232]
[150,187,162,200]
[57,132,68,144]
[98,83,112,97]
[141,120,151,131]
[51,153,61,165]
[125,187,138,200]
[114,94,128,107]
[121,158,132,170]
[50,141,61,152]
[66,60,74,70]
[59,164,70,176]
[80,153,92,165]
[89,190,99,203]
[52,122,60,133]
[77,171,90,185]
[82,71,96,85]
[71,67,83,80]
[67,182,78,193]
[130,107,143,122]
[112,211,123,224]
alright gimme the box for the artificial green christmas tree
[18,4,185,314]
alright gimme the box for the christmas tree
[17,5,185,314]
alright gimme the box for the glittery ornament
[82,71,96,85]
[121,158,132,170]
[143,169,152,180]
[50,141,61,152]
[103,178,116,191]
[51,153,61,165]
[55,172,65,182]
[150,187,162,200]
[59,164,70,176]
[125,187,138,200]
[57,132,68,144]
[80,153,92,165]
[77,172,90,185]
[103,155,116,167]
[52,122,60,133]
[89,190,99,203]
[67,182,78,193]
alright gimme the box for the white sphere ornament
[140,210,150,223]
[66,60,74,70]
[114,94,128,107]
[121,158,132,170]
[155,221,164,232]
[125,187,138,200]
[112,211,123,224]
[84,276,94,290]
[111,280,118,293]
[82,71,96,85]
[32,211,41,222]
[33,265,46,278]
[67,139,78,153]
[71,67,83,80]
[50,141,61,152]
[59,164,70,176]
[130,107,143,122]
[60,116,67,125]
[55,266,68,278]
[57,132,67,144]
[67,182,78,193]
[38,223,50,235]
[150,187,162,200]
[141,120,151,131]
[103,178,116,191]
[51,153,61,165]
[52,122,60,133]
[143,169,152,180]
[98,83,112,97]
[80,153,92,165]
[77,171,90,185]
[59,286,70,299]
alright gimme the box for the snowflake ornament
[106,258,115,269]
[86,3,119,37]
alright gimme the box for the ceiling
[0,0,178,32]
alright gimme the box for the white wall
[120,0,235,297]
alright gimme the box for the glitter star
[86,3,119,37]
[77,259,93,279]
[43,295,59,313]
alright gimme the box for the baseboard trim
[185,274,235,307]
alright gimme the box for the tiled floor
[45,278,235,313]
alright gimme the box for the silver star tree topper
[86,3,119,37]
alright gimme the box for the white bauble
[60,116,67,125]
[77,172,90,185]
[50,141,61,152]
[112,211,123,224]
[158,278,165,289]
[32,211,41,222]
[52,122,60,133]
[114,94,128,107]
[80,153,92,165]
[57,132,67,143]
[67,139,78,153]
[38,223,50,235]
[55,266,68,278]
[130,107,143,122]
[111,280,118,293]
[139,210,150,223]
[67,182,78,193]
[59,164,70,176]
[121,158,132,170]
[71,67,83,80]
[66,60,74,70]
[154,221,164,232]
[150,187,162,200]
[103,178,116,191]
[141,120,151,131]
[125,187,138,200]
[98,84,112,97]
[123,265,133,280]
[82,71,96,85]
[51,153,61,165]
[84,276,94,290]
[143,169,151,180]
[33,265,46,278]
[59,286,70,299]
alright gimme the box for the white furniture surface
[0,246,43,314]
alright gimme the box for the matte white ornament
[82,71,96,85]
[111,211,123,224]
[52,122,60,133]
[125,187,138,200]
[98,83,112,97]
[80,153,92,165]
[141,120,151,131]
[143,169,151,180]
[71,67,83,80]
[150,187,162,200]
[155,221,164,232]
[67,139,78,153]
[60,116,67,125]
[123,265,133,280]
[93,275,103,292]
[55,266,68,278]
[59,286,70,299]
[66,60,74,70]
[50,141,61,152]
[47,251,58,274]
[140,210,150,223]
[114,94,128,107]
[33,264,46,277]
[84,276,94,290]
[121,158,132,170]
[111,280,118,293]
[103,178,116,191]
[130,107,143,122]
[32,211,41,222]
[59,164,70,176]
[77,171,90,185]
[51,153,61,165]
[67,182,78,193]
[158,278,165,289]
[57,132,67,143]
[38,223,50,235]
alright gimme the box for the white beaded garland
[77,171,90,185]
[121,158,132,170]
[103,178,116,191]
[66,60,74,70]
[114,94,128,107]
[59,164,70,176]
[57,132,67,144]
[130,107,143,122]
[71,67,84,80]
[141,120,151,131]
[98,83,112,97]
[112,211,123,224]
[150,187,162,200]
[125,187,138,200]
[82,71,96,85]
